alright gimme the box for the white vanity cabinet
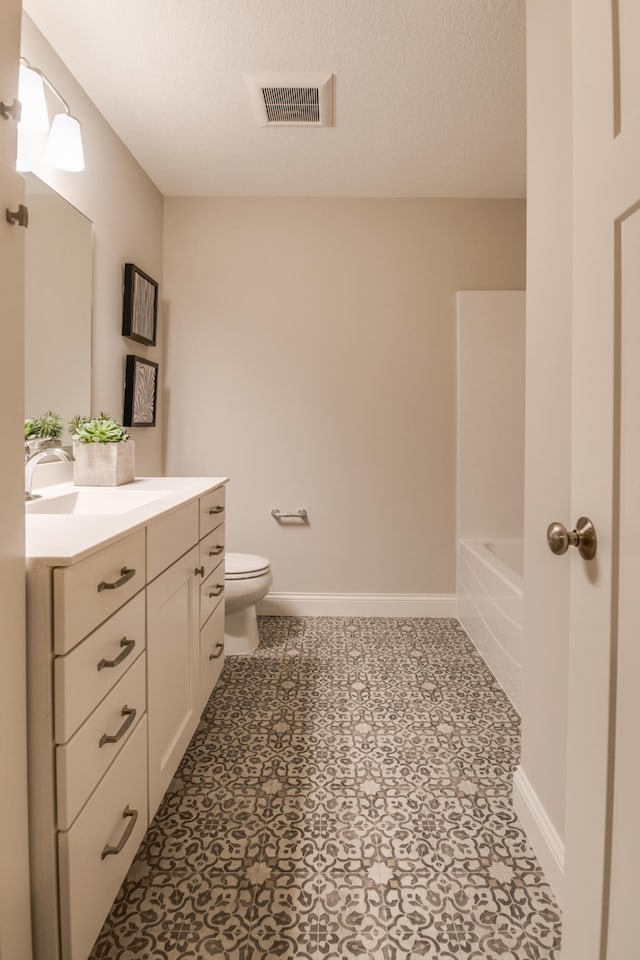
[26,477,227,960]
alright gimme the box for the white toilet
[224,553,272,654]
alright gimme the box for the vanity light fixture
[17,62,49,132]
[17,57,85,173]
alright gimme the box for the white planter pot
[73,440,135,486]
[25,437,58,457]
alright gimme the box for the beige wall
[21,15,164,475]
[164,198,525,596]
[515,0,572,901]
[457,290,525,541]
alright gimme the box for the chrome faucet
[25,448,72,501]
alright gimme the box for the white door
[563,3,640,958]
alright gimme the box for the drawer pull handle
[97,637,136,671]
[98,567,136,593]
[208,584,224,598]
[195,566,205,577]
[209,641,224,660]
[209,545,224,556]
[101,806,138,860]
[208,505,224,515]
[99,706,137,747]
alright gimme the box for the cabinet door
[0,8,31,952]
[0,0,20,166]
[147,545,199,819]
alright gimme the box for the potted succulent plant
[70,412,135,486]
[24,410,64,458]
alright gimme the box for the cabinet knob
[6,204,29,228]
[195,566,205,577]
[0,98,21,122]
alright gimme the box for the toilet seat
[225,552,270,580]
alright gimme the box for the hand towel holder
[271,508,308,522]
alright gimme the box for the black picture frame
[123,354,159,427]
[122,263,158,346]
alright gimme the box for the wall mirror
[24,173,93,446]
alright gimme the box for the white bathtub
[457,538,523,712]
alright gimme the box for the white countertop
[25,476,228,566]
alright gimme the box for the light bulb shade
[45,113,85,171]
[16,126,42,172]
[18,65,50,133]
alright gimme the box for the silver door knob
[546,517,597,560]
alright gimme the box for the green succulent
[39,410,63,441]
[68,414,90,438]
[24,410,63,441]
[72,415,129,444]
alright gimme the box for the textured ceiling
[22,0,526,198]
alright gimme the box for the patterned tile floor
[90,617,561,959]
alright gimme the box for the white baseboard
[513,765,565,906]
[257,593,457,617]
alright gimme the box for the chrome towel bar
[271,508,308,522]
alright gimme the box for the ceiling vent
[245,73,333,127]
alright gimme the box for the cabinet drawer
[56,654,146,831]
[53,529,146,655]
[200,600,225,711]
[58,718,148,960]
[199,523,225,581]
[200,486,225,538]
[147,500,199,582]
[54,591,146,743]
[200,560,225,629]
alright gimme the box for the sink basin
[26,488,170,516]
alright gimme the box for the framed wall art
[122,262,158,346]
[123,354,158,427]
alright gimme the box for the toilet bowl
[224,552,272,654]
